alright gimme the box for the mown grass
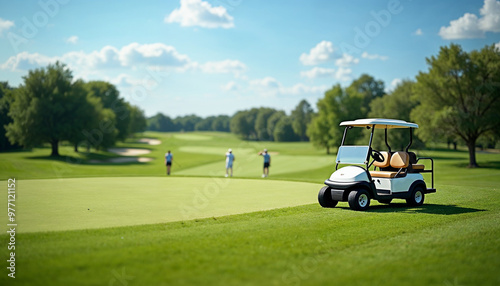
[0,131,499,285]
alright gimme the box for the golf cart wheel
[318,186,338,208]
[406,186,425,206]
[348,189,371,211]
[378,199,392,204]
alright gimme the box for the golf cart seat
[370,151,409,178]
[373,151,391,168]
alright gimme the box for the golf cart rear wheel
[406,186,425,206]
[318,186,338,208]
[348,189,371,211]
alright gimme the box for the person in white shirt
[165,150,173,175]
[225,148,235,177]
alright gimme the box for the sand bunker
[89,147,153,164]
[137,138,162,145]
[107,148,151,156]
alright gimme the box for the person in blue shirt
[165,150,173,175]
[225,148,235,177]
[259,149,271,177]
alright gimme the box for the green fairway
[0,131,499,285]
[0,177,321,233]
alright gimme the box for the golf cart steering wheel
[371,149,385,163]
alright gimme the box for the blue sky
[0,0,499,117]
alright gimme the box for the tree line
[308,44,500,167]
[0,62,147,156]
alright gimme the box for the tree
[84,81,131,141]
[368,80,424,150]
[255,108,278,140]
[274,116,299,142]
[230,108,259,139]
[6,62,79,156]
[174,114,202,131]
[211,115,230,132]
[195,116,215,131]
[307,85,344,154]
[127,104,147,135]
[148,113,176,131]
[291,99,313,141]
[65,80,105,152]
[346,73,386,114]
[0,82,19,152]
[266,111,286,141]
[411,44,500,167]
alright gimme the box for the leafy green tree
[147,113,176,131]
[174,114,202,131]
[346,73,386,114]
[291,99,313,141]
[411,44,500,167]
[274,116,299,142]
[211,115,230,132]
[0,82,19,151]
[6,62,82,156]
[127,104,147,135]
[195,116,215,131]
[368,80,423,150]
[266,111,286,141]
[307,85,344,154]
[65,80,105,152]
[255,108,278,140]
[84,81,131,141]
[230,108,259,139]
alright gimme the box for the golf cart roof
[340,118,418,129]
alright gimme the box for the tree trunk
[326,146,330,154]
[50,140,60,157]
[466,140,478,168]
[74,143,78,152]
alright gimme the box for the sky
[0,0,499,118]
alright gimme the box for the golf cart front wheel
[406,186,425,206]
[318,186,338,208]
[348,189,371,211]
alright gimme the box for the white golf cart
[318,118,436,211]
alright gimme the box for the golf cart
[318,118,436,211]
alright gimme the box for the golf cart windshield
[336,146,370,165]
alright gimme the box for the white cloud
[66,35,78,44]
[495,41,500,50]
[335,53,360,67]
[389,78,402,91]
[439,13,483,39]
[165,0,234,28]
[119,43,190,67]
[439,0,500,39]
[200,59,246,76]
[0,52,54,71]
[1,43,191,71]
[361,52,388,61]
[249,76,327,97]
[300,41,334,65]
[221,81,239,91]
[0,18,14,36]
[479,0,500,32]
[250,77,280,89]
[280,83,328,96]
[414,28,423,36]
[300,67,336,79]
[334,67,353,82]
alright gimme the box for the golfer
[259,149,271,177]
[165,150,173,175]
[225,148,235,177]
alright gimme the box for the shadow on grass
[365,203,486,215]
[451,161,500,170]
